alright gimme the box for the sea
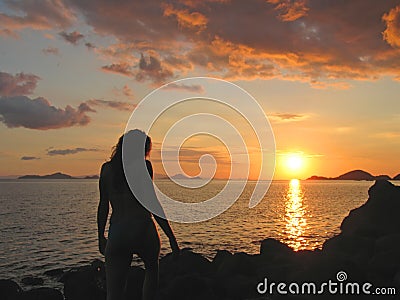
[0,179,394,289]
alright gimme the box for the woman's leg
[138,221,161,300]
[142,259,159,300]
[105,230,132,300]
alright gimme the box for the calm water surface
[0,179,379,287]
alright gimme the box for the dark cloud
[136,53,174,84]
[59,30,84,45]
[0,96,95,130]
[101,63,133,76]
[21,156,40,160]
[47,147,99,156]
[42,46,60,55]
[85,99,135,111]
[270,113,309,122]
[85,42,96,50]
[0,72,41,96]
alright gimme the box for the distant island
[307,170,399,181]
[171,173,202,180]
[18,172,99,180]
[154,173,203,180]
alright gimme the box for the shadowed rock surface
[1,180,399,299]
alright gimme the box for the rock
[211,250,233,270]
[215,252,256,278]
[340,180,400,237]
[44,268,64,278]
[160,274,217,300]
[216,274,258,300]
[14,287,63,300]
[374,233,400,253]
[21,276,44,286]
[0,279,22,300]
[159,249,212,278]
[61,263,106,300]
[368,250,400,277]
[322,234,374,264]
[260,238,293,257]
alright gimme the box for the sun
[285,154,304,172]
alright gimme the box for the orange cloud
[383,5,400,48]
[163,3,208,30]
[267,0,309,21]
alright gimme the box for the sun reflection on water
[284,179,308,250]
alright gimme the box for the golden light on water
[284,179,308,251]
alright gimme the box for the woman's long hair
[109,129,152,188]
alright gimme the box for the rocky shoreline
[1,180,400,300]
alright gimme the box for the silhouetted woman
[97,129,179,300]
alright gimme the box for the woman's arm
[97,163,109,255]
[153,215,179,252]
[146,160,180,254]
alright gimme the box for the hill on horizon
[18,172,99,180]
[307,169,398,181]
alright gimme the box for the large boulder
[0,279,22,300]
[322,234,375,268]
[260,238,294,258]
[61,260,106,300]
[159,250,212,278]
[214,252,256,277]
[368,250,400,277]
[340,180,400,238]
[374,233,400,253]
[43,268,64,279]
[13,287,63,300]
[21,276,44,286]
[211,250,233,271]
[159,274,217,300]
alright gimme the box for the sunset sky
[1,0,400,180]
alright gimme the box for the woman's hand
[169,237,180,258]
[99,236,107,256]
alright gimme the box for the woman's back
[101,161,152,224]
